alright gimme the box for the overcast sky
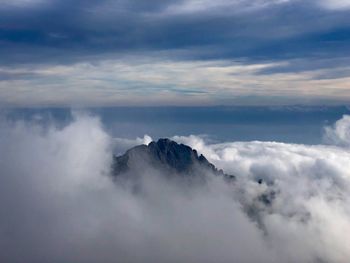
[1,0,350,106]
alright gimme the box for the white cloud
[319,0,350,10]
[163,0,350,13]
[173,117,350,263]
[1,112,350,262]
[113,134,153,154]
[0,0,47,8]
[0,113,274,263]
[324,115,350,147]
[163,0,291,15]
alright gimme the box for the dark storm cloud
[1,0,350,72]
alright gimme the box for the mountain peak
[112,138,234,179]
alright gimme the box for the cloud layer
[0,113,350,262]
[1,0,350,105]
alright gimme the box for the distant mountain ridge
[112,138,234,179]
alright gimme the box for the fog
[0,112,350,263]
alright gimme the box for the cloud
[2,59,350,106]
[320,0,350,10]
[1,112,350,262]
[173,118,350,262]
[0,0,46,8]
[0,0,349,67]
[163,0,292,15]
[113,134,153,154]
[0,112,274,263]
[1,0,350,105]
[324,114,350,146]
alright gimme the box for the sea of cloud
[0,112,349,263]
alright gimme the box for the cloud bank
[0,113,350,262]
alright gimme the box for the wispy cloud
[0,0,350,105]
[1,59,350,106]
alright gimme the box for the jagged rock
[112,138,234,179]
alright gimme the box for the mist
[0,112,350,263]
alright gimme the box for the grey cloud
[1,0,350,74]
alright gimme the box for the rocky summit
[112,138,234,179]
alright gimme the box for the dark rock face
[112,138,234,179]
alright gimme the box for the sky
[1,0,350,106]
[3,2,350,261]
[6,106,350,144]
